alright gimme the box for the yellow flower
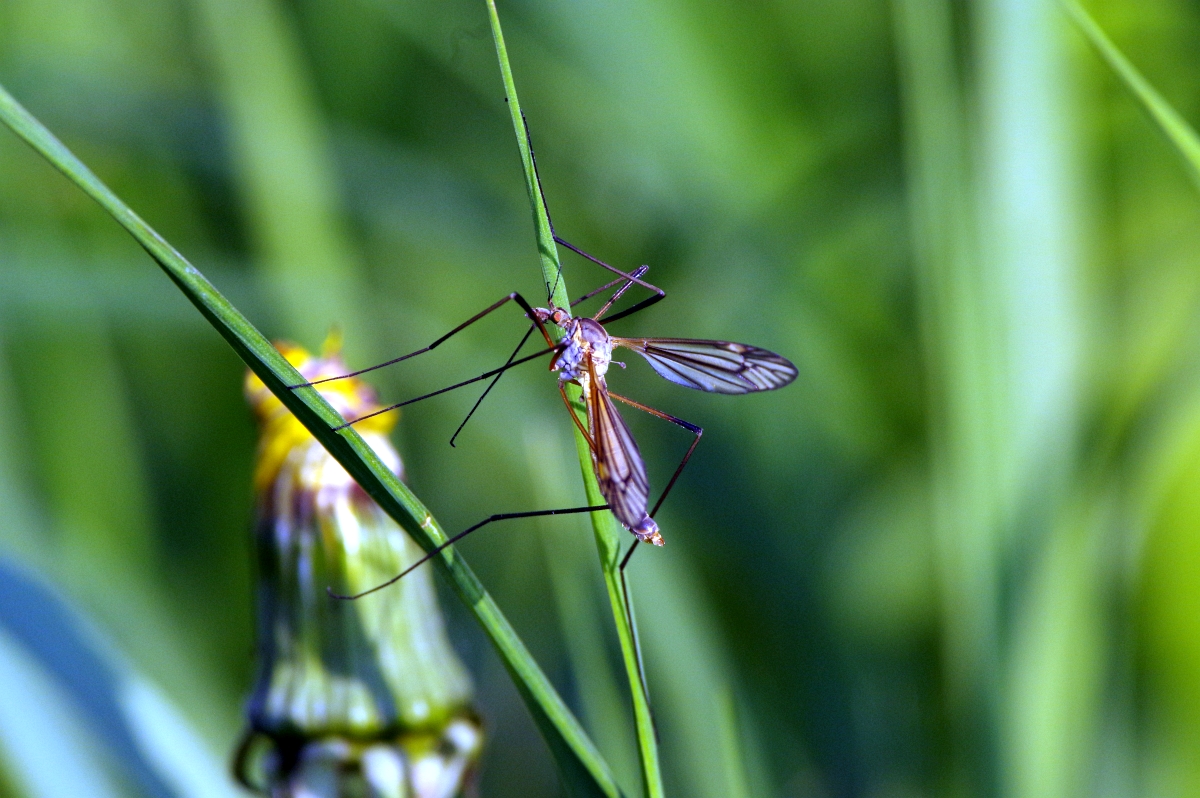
[237,339,482,797]
[244,337,399,494]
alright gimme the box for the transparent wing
[612,337,797,394]
[584,364,651,533]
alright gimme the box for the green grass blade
[525,424,641,795]
[485,0,567,313]
[484,3,665,796]
[0,83,622,798]
[715,688,752,798]
[1061,0,1200,189]
[892,0,1003,790]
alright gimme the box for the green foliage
[1062,0,1200,188]
[3,0,1200,796]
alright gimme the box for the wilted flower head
[238,339,481,798]
[245,337,400,495]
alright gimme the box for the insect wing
[613,337,797,394]
[584,367,651,532]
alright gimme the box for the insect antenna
[520,110,566,306]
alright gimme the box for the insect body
[530,302,796,549]
[551,315,614,383]
[541,310,662,545]
[299,264,796,601]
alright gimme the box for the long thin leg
[559,382,596,451]
[289,292,555,389]
[588,264,650,322]
[554,237,665,321]
[571,267,648,309]
[448,323,537,447]
[518,109,665,318]
[333,345,556,430]
[613,392,703,569]
[618,566,656,742]
[608,391,704,521]
[598,280,666,325]
[448,268,655,446]
[328,504,609,600]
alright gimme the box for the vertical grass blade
[525,424,641,795]
[484,0,566,313]
[976,1,1098,796]
[189,0,374,351]
[485,3,665,797]
[1060,0,1200,189]
[715,688,752,798]
[892,0,1004,789]
[0,83,622,798]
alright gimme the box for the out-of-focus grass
[3,0,1200,796]
[191,0,378,355]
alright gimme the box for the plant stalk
[484,2,666,796]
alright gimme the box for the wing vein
[612,337,797,394]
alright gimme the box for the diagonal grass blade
[1061,0,1200,189]
[0,83,624,798]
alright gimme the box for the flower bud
[237,340,482,797]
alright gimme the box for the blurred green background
[3,0,1200,795]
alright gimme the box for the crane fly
[291,259,795,599]
[288,121,797,601]
[532,298,796,548]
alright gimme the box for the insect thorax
[556,318,613,382]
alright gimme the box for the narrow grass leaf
[484,2,665,795]
[0,83,621,798]
[892,0,1004,791]
[716,688,752,798]
[524,423,641,795]
[1061,0,1200,189]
